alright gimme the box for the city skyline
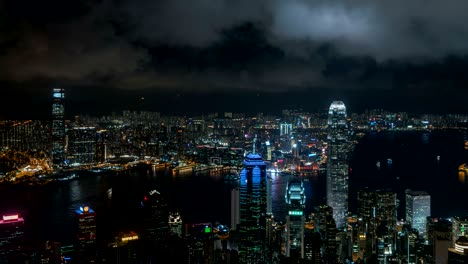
[1,87,468,262]
[3,1,468,118]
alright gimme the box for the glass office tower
[405,189,431,239]
[326,101,349,229]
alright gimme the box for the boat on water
[56,173,79,181]
[224,173,240,181]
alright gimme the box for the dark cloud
[1,0,468,111]
[270,0,468,60]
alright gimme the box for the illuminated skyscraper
[51,88,66,166]
[238,153,268,263]
[405,189,431,238]
[280,123,293,136]
[75,205,97,262]
[357,189,397,232]
[280,123,293,153]
[285,178,306,259]
[326,101,349,229]
[0,214,25,261]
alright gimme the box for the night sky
[2,0,468,119]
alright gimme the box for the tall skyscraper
[75,205,97,262]
[451,216,468,247]
[285,177,306,259]
[0,213,25,261]
[51,88,66,166]
[405,189,431,238]
[141,189,169,244]
[326,101,349,229]
[238,153,268,263]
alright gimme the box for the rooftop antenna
[253,134,257,154]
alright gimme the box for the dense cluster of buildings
[1,89,468,263]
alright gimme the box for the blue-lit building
[51,88,66,166]
[326,101,349,229]
[238,153,268,263]
[285,178,306,259]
